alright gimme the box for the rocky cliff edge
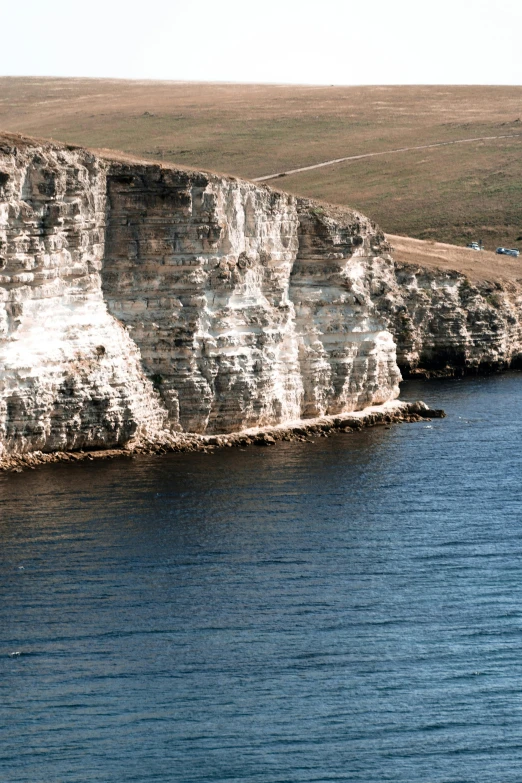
[0,134,404,461]
[3,134,515,463]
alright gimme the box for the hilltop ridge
[1,78,521,249]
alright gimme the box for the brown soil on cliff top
[387,235,522,284]
[1,78,522,250]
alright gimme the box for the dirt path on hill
[252,133,522,182]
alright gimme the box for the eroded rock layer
[292,203,401,416]
[7,133,498,461]
[366,258,522,376]
[103,167,303,433]
[0,138,167,461]
[101,163,400,435]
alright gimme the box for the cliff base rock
[1,400,445,472]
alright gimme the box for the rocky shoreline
[1,400,444,473]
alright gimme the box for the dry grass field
[1,78,521,250]
[386,235,522,283]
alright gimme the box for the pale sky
[1,0,521,85]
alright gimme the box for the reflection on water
[2,374,522,782]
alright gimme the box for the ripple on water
[2,374,522,782]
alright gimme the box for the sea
[2,374,522,783]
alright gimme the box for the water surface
[2,375,522,782]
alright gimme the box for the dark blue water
[2,375,522,783]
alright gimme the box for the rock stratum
[1,132,515,464]
[0,134,401,462]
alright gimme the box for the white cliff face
[368,256,522,375]
[103,168,304,433]
[0,135,402,460]
[0,139,167,459]
[291,204,401,416]
[103,165,401,434]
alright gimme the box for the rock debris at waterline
[1,401,445,473]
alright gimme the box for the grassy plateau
[1,78,521,251]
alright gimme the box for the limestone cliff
[366,255,522,376]
[0,138,167,461]
[0,134,401,460]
